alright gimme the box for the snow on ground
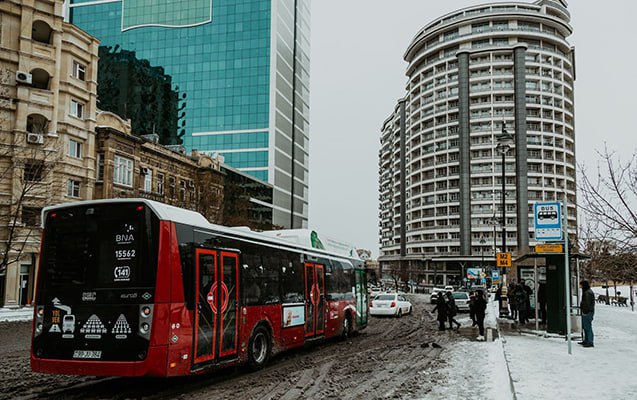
[0,307,33,322]
[2,290,636,400]
[428,290,637,400]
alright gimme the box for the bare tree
[578,146,637,252]
[578,146,637,303]
[0,141,62,276]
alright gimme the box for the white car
[429,288,445,304]
[451,291,470,312]
[370,293,413,317]
[368,286,382,297]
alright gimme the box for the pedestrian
[537,281,547,324]
[579,280,595,348]
[514,283,529,324]
[495,285,503,317]
[475,289,488,340]
[469,291,477,327]
[508,284,518,320]
[432,292,448,331]
[521,279,533,322]
[445,291,461,330]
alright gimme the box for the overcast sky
[307,0,637,257]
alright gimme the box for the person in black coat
[537,281,547,324]
[432,293,448,331]
[474,289,488,340]
[445,291,461,330]
[579,280,595,347]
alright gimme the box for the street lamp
[495,122,514,257]
[495,121,513,318]
[480,236,486,282]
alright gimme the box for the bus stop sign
[534,201,562,241]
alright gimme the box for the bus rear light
[34,306,45,337]
[137,304,153,340]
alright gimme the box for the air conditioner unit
[26,133,44,144]
[16,71,33,85]
[140,167,150,175]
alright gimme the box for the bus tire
[341,313,352,340]
[247,325,271,371]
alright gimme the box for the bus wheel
[248,326,271,371]
[341,313,352,340]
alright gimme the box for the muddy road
[1,294,468,400]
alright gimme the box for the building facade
[0,0,99,306]
[379,0,577,287]
[67,0,311,229]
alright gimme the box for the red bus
[31,199,368,377]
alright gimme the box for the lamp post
[480,236,486,285]
[495,122,513,317]
[495,122,513,256]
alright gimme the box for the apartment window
[96,153,104,181]
[68,139,82,158]
[73,61,86,81]
[70,99,84,119]
[179,180,186,201]
[113,155,133,187]
[157,173,165,194]
[22,207,42,226]
[67,179,80,198]
[24,161,43,182]
[144,168,153,192]
[168,176,176,197]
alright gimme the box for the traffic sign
[536,243,563,253]
[534,201,562,241]
[496,252,511,267]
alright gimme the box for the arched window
[30,68,50,90]
[32,20,53,44]
[26,114,48,134]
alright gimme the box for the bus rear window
[39,203,158,294]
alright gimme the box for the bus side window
[242,251,262,306]
[280,254,304,303]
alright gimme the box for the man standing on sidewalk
[579,280,595,348]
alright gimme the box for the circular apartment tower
[379,0,576,285]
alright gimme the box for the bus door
[354,269,368,327]
[194,249,240,364]
[304,263,325,337]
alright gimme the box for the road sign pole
[563,196,572,355]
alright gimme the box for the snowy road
[0,294,496,400]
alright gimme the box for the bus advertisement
[30,199,368,377]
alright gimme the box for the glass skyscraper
[67,0,310,228]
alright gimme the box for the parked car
[444,285,455,292]
[368,286,382,298]
[370,293,413,317]
[451,291,471,312]
[429,288,446,304]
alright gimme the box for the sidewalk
[0,306,34,322]
[496,300,637,399]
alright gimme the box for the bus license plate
[73,350,102,359]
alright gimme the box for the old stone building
[94,111,225,223]
[0,0,99,307]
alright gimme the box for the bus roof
[42,198,363,263]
